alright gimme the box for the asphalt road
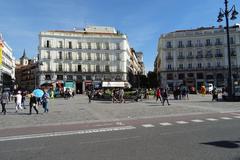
[0,118,240,160]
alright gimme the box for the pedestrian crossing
[141,116,239,128]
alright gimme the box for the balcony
[215,54,224,58]
[178,45,184,48]
[186,44,193,48]
[205,54,213,58]
[166,56,173,60]
[186,55,194,59]
[215,42,223,46]
[195,43,203,47]
[205,43,212,47]
[166,45,172,48]
[177,55,185,60]
[196,54,204,59]
[231,51,237,57]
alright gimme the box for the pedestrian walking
[42,91,49,113]
[119,88,125,103]
[29,94,38,115]
[15,91,23,112]
[156,88,162,102]
[212,88,218,101]
[87,89,93,103]
[1,91,9,115]
[162,89,170,106]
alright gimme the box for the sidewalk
[0,94,239,129]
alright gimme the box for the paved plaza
[0,94,240,129]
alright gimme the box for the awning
[102,82,131,88]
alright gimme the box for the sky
[0,0,239,72]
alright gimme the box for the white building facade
[0,34,15,91]
[38,26,139,93]
[157,25,240,91]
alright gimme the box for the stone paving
[0,94,240,129]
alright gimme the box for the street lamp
[34,61,43,89]
[217,0,238,98]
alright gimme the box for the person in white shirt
[16,91,23,112]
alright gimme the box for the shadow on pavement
[201,140,240,149]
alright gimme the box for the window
[59,41,63,48]
[78,53,82,60]
[230,37,234,44]
[106,42,109,50]
[207,63,211,67]
[87,42,91,49]
[197,73,204,79]
[187,73,194,77]
[216,38,221,45]
[197,63,202,68]
[59,64,62,71]
[217,62,221,67]
[106,54,110,61]
[167,64,172,69]
[69,41,72,49]
[67,75,73,80]
[116,43,121,50]
[59,52,62,60]
[196,40,202,46]
[187,40,192,47]
[78,65,82,72]
[105,65,110,72]
[78,42,82,49]
[96,65,100,72]
[45,75,51,80]
[87,53,91,60]
[166,41,172,48]
[46,40,50,48]
[167,74,173,80]
[57,75,63,80]
[178,73,185,79]
[206,39,211,46]
[97,42,101,50]
[179,64,183,69]
[96,53,101,60]
[179,52,183,56]
[47,51,50,59]
[188,63,192,68]
[178,41,183,48]
[67,52,72,60]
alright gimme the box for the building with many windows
[38,26,143,93]
[15,50,38,91]
[0,34,15,92]
[156,24,240,91]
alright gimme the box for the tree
[147,71,158,89]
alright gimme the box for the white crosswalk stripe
[160,122,172,126]
[176,121,189,124]
[206,118,218,121]
[191,119,204,123]
[142,124,155,128]
[233,116,240,119]
[220,117,232,120]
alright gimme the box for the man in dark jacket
[162,89,170,106]
[1,91,9,115]
[29,94,38,115]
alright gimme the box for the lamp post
[217,0,238,98]
[34,61,43,89]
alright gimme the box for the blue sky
[0,0,239,71]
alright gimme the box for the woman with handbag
[29,94,38,115]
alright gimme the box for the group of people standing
[0,90,50,115]
[155,88,170,106]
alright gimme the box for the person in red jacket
[156,88,162,102]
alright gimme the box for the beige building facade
[156,24,240,91]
